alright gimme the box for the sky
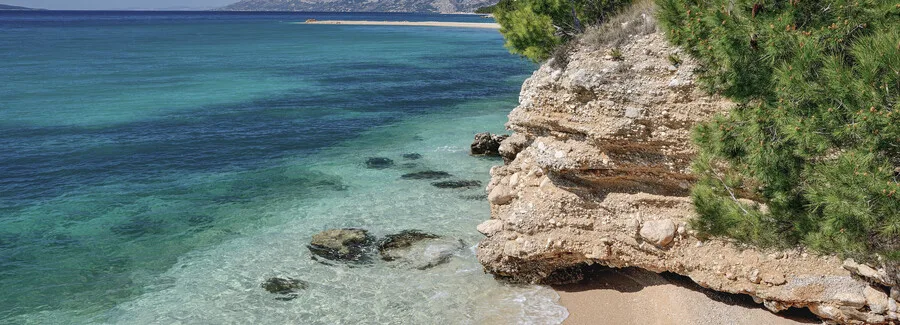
[4,0,235,10]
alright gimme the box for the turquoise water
[0,12,567,324]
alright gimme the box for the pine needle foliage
[657,0,900,260]
[494,0,633,62]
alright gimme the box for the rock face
[308,228,374,262]
[476,31,894,324]
[470,132,508,156]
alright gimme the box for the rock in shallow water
[402,153,422,160]
[378,230,440,261]
[365,157,394,169]
[308,228,375,262]
[400,171,452,180]
[431,180,482,189]
[379,231,465,270]
[261,277,308,301]
[471,132,508,156]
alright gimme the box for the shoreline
[296,20,500,29]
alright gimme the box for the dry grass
[582,0,657,49]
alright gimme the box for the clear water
[0,11,567,324]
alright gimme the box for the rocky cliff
[476,30,899,324]
[221,0,494,13]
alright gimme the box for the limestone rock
[308,228,374,262]
[475,29,887,325]
[477,220,503,235]
[471,132,508,156]
[499,133,529,164]
[844,258,892,286]
[639,219,676,247]
[865,286,890,314]
[762,272,786,286]
[487,185,515,205]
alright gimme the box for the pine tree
[656,0,900,260]
[495,0,633,62]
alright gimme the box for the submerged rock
[378,230,440,261]
[261,277,308,301]
[379,231,465,270]
[471,132,509,156]
[308,228,374,262]
[401,171,452,180]
[402,153,422,160]
[365,157,394,169]
[431,180,482,189]
[111,217,166,238]
[460,194,487,201]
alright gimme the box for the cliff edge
[476,30,897,324]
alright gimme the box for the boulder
[365,157,394,169]
[400,171,452,180]
[431,180,482,189]
[261,277,308,301]
[471,132,508,156]
[308,228,374,262]
[638,219,676,247]
[402,153,422,160]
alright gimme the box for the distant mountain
[221,0,497,13]
[0,4,38,10]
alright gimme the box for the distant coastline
[0,4,41,10]
[298,20,499,28]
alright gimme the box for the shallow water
[0,11,566,324]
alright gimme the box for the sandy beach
[554,267,820,325]
[298,20,500,29]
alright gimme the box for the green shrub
[657,0,900,260]
[609,47,623,60]
[495,0,633,62]
[475,4,496,14]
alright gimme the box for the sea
[0,11,568,324]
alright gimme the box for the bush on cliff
[656,0,900,260]
[494,0,633,62]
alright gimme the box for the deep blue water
[0,11,563,324]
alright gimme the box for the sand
[298,20,500,29]
[554,267,821,325]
